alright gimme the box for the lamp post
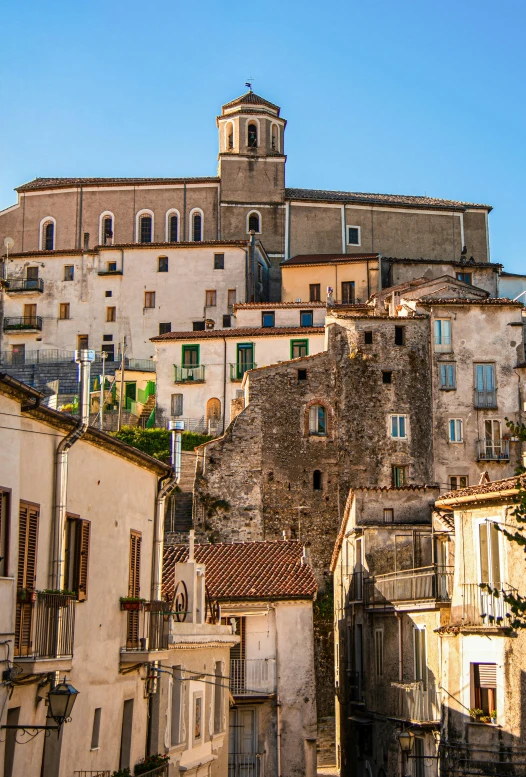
[398,729,414,777]
[1,677,79,735]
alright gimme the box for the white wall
[235,304,326,328]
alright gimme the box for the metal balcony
[15,592,75,660]
[392,680,441,723]
[461,583,517,627]
[173,364,206,383]
[230,658,276,696]
[3,316,43,332]
[477,439,510,461]
[230,362,257,382]
[5,278,44,293]
[121,600,171,655]
[365,565,454,610]
[474,390,497,409]
[228,754,260,777]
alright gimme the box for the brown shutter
[16,503,39,654]
[76,519,91,602]
[127,531,142,649]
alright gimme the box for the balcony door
[23,304,37,325]
[484,420,501,458]
[229,707,257,777]
[478,521,501,587]
[236,344,254,380]
[413,626,427,690]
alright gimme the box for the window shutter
[476,663,497,688]
[129,531,141,597]
[76,519,91,601]
[479,523,490,583]
[18,503,39,590]
[309,405,317,433]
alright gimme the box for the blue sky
[1,0,525,272]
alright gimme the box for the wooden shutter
[127,531,142,649]
[18,503,39,590]
[76,519,91,601]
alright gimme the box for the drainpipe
[222,336,227,434]
[276,694,282,777]
[51,349,94,590]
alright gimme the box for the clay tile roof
[16,176,219,192]
[418,297,522,306]
[150,326,324,342]
[163,540,318,601]
[222,92,280,112]
[285,188,492,212]
[437,474,526,503]
[282,253,379,266]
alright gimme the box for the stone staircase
[165,451,197,533]
[2,359,118,396]
[138,393,156,425]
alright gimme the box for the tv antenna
[4,237,14,259]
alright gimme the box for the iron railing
[230,658,276,695]
[73,771,111,777]
[347,670,365,702]
[477,439,510,461]
[392,680,441,722]
[122,600,171,652]
[15,592,75,659]
[228,754,259,777]
[174,365,206,383]
[126,358,156,372]
[3,316,43,332]
[132,766,169,777]
[461,583,517,627]
[365,565,454,608]
[5,278,44,293]
[474,390,498,409]
[230,363,257,381]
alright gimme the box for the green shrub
[111,426,212,462]
[134,753,169,775]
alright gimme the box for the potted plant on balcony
[17,588,36,603]
[469,708,484,722]
[120,596,145,611]
[39,589,76,607]
[491,710,497,724]
[134,754,169,775]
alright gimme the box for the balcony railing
[477,439,510,461]
[230,363,257,382]
[3,316,43,332]
[392,681,441,722]
[461,583,517,627]
[347,670,365,702]
[5,278,44,293]
[15,592,75,659]
[474,390,498,409]
[122,600,171,652]
[73,772,111,777]
[230,658,276,696]
[365,566,454,609]
[228,754,260,777]
[174,365,206,383]
[126,358,156,372]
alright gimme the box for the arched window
[271,124,279,151]
[226,121,234,150]
[313,470,323,491]
[168,214,179,242]
[40,218,55,250]
[99,212,114,245]
[308,404,327,436]
[191,210,203,242]
[248,212,260,234]
[247,123,258,148]
[136,211,153,244]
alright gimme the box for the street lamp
[47,679,80,727]
[398,729,414,777]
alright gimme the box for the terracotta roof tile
[285,188,492,211]
[234,302,326,310]
[151,326,324,342]
[17,176,219,192]
[437,474,526,503]
[222,92,280,112]
[163,540,317,601]
[282,253,379,267]
[418,297,522,306]
[383,257,502,269]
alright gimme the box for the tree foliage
[111,425,212,462]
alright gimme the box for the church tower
[217,90,287,297]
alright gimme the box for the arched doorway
[206,398,221,434]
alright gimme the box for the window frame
[300,310,314,328]
[308,404,328,437]
[136,210,154,244]
[439,362,457,390]
[227,289,237,308]
[171,394,183,417]
[450,475,468,490]
[347,225,361,246]
[247,211,261,234]
[165,209,180,243]
[341,281,355,304]
[159,323,171,335]
[106,306,116,322]
[390,414,408,440]
[182,345,200,367]
[99,211,115,246]
[291,339,309,359]
[392,466,407,487]
[158,256,169,273]
[189,208,204,242]
[449,418,463,443]
[39,216,56,251]
[394,326,405,346]
[261,311,275,328]
[144,291,156,309]
[59,302,71,321]
[309,284,321,302]
[64,265,75,282]
[205,290,217,308]
[434,318,452,352]
[214,253,225,270]
[246,119,259,148]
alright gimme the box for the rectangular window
[394,326,405,346]
[300,310,314,327]
[119,699,134,770]
[479,521,501,585]
[222,314,232,328]
[449,419,463,443]
[159,323,171,335]
[414,627,427,689]
[291,339,309,359]
[108,261,117,272]
[228,289,237,308]
[392,466,407,487]
[214,253,225,270]
[262,311,275,327]
[101,343,115,360]
[144,291,155,309]
[309,284,321,302]
[450,476,468,490]
[364,331,373,345]
[193,321,205,331]
[158,256,168,272]
[205,290,217,307]
[182,345,200,367]
[457,272,472,284]
[91,708,102,750]
[434,319,452,350]
[26,267,39,280]
[83,232,90,249]
[0,490,10,577]
[171,394,183,417]
[471,663,497,715]
[475,363,497,408]
[102,334,113,342]
[298,369,307,381]
[64,265,74,281]
[374,630,384,676]
[59,303,70,320]
[440,362,456,390]
[64,516,90,601]
[105,290,112,297]
[309,405,327,436]
[214,661,223,734]
[236,344,254,379]
[341,281,355,304]
[382,371,392,384]
[171,666,184,745]
[347,226,361,245]
[390,415,407,439]
[106,306,116,322]
[383,508,394,523]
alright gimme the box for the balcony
[230,658,276,696]
[229,754,260,777]
[474,390,497,409]
[365,565,454,610]
[173,364,206,383]
[3,316,43,333]
[392,680,441,723]
[14,592,75,673]
[5,278,44,294]
[477,439,510,461]
[120,600,171,664]
[230,363,257,382]
[460,583,517,628]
